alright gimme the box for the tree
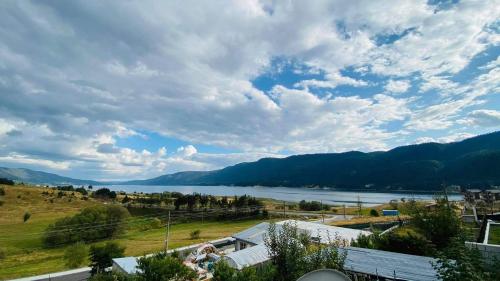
[89,242,125,275]
[93,188,116,199]
[0,178,14,185]
[43,205,130,246]
[264,222,346,281]
[64,242,87,268]
[135,252,196,281]
[411,195,461,249]
[434,236,493,281]
[213,261,275,281]
[369,209,379,217]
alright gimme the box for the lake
[107,185,462,206]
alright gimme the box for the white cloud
[0,1,498,179]
[461,110,500,127]
[385,79,411,94]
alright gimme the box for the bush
[0,187,5,195]
[93,188,116,199]
[135,252,196,281]
[23,212,31,223]
[88,272,132,281]
[0,178,14,185]
[370,209,379,217]
[0,248,6,259]
[298,200,328,211]
[43,205,130,246]
[190,229,201,240]
[64,242,87,268]
[89,242,125,275]
[75,187,88,196]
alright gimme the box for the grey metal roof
[113,257,139,274]
[232,222,274,245]
[343,247,439,281]
[224,245,439,280]
[223,244,269,270]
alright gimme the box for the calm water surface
[107,185,462,206]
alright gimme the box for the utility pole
[283,201,286,218]
[165,211,171,254]
[343,204,346,219]
[321,200,324,223]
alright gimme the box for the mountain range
[1,131,500,190]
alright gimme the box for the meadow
[0,185,263,279]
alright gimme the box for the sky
[0,0,499,181]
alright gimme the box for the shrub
[0,187,5,195]
[89,242,125,275]
[298,200,328,211]
[64,242,87,268]
[75,187,88,196]
[135,252,196,281]
[0,178,14,185]
[43,205,130,246]
[190,229,201,240]
[93,188,117,199]
[23,212,31,223]
[370,209,379,217]
[0,248,6,259]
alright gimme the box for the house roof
[343,247,438,281]
[232,222,276,245]
[223,243,269,270]
[276,220,372,244]
[224,245,439,280]
[113,257,139,274]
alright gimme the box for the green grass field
[488,224,500,245]
[0,185,264,279]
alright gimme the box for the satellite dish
[297,269,351,281]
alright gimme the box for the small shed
[382,209,399,216]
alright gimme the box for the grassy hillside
[0,184,263,279]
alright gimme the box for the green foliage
[89,242,125,275]
[264,222,346,281]
[433,236,494,281]
[64,242,87,268]
[0,178,15,185]
[0,248,6,260]
[213,261,275,281]
[75,187,88,195]
[93,188,117,199]
[0,187,5,195]
[43,205,130,247]
[411,195,461,249]
[135,252,196,281]
[298,200,329,211]
[23,212,31,223]
[369,209,379,217]
[189,229,201,240]
[88,272,133,281]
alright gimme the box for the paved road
[10,268,90,281]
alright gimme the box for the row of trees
[298,200,329,211]
[43,205,130,246]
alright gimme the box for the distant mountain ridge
[2,131,500,190]
[0,167,101,186]
[124,131,500,191]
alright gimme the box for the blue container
[382,209,399,216]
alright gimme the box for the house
[232,220,371,251]
[224,244,439,280]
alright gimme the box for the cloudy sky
[0,0,499,180]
